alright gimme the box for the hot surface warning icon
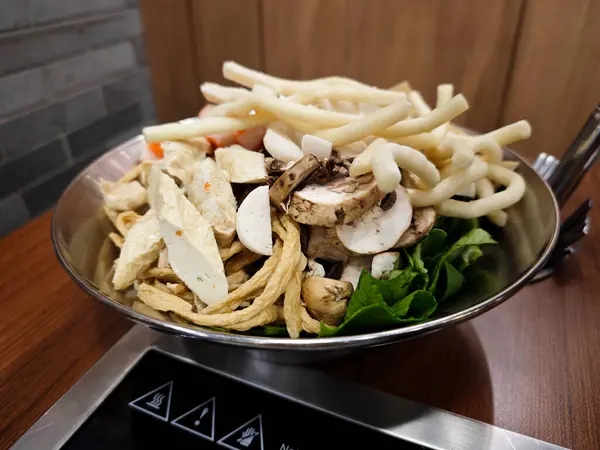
[128,381,173,422]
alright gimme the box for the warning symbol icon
[218,414,264,450]
[171,397,216,441]
[128,381,173,422]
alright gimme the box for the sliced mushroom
[336,186,412,254]
[371,252,400,279]
[269,155,321,210]
[302,276,353,326]
[306,226,353,262]
[306,259,326,278]
[323,226,357,256]
[265,157,295,175]
[394,207,436,248]
[288,175,384,227]
[340,256,372,288]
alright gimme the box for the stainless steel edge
[11,326,566,450]
[9,326,159,450]
[50,132,561,352]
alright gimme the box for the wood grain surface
[1,173,600,449]
[190,0,263,86]
[262,0,524,132]
[139,0,201,123]
[501,0,600,159]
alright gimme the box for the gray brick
[131,36,147,66]
[31,0,126,25]
[0,139,68,198]
[85,9,141,48]
[64,88,107,133]
[0,0,30,33]
[67,102,145,159]
[102,67,150,113]
[0,10,142,76]
[0,68,51,119]
[0,194,30,237]
[23,158,89,216]
[47,41,136,98]
[0,103,66,159]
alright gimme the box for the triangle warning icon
[171,397,216,441]
[128,380,173,422]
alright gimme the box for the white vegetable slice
[112,209,162,290]
[100,180,147,211]
[263,127,303,162]
[336,186,413,254]
[154,171,228,304]
[215,144,267,183]
[371,252,400,279]
[301,134,332,160]
[236,186,273,256]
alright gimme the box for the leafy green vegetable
[428,228,496,293]
[315,221,500,337]
[440,262,464,300]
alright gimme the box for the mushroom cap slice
[306,226,353,262]
[394,207,436,248]
[340,255,372,289]
[288,175,384,227]
[269,154,321,210]
[301,276,353,326]
[336,186,413,254]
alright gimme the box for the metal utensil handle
[547,104,600,206]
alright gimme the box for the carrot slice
[148,142,164,158]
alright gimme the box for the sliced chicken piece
[161,141,206,184]
[215,145,267,183]
[187,158,237,247]
[100,180,147,211]
[112,209,162,290]
[336,186,412,254]
[154,171,228,305]
[288,175,384,227]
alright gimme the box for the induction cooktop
[10,326,565,450]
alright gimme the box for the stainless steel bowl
[52,134,560,360]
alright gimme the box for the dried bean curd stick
[227,306,282,331]
[203,240,283,314]
[317,100,411,146]
[435,164,526,218]
[114,210,141,237]
[301,307,321,334]
[219,241,244,261]
[408,159,488,207]
[137,215,300,328]
[283,255,306,338]
[108,232,124,248]
[475,177,508,227]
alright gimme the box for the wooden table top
[1,171,600,450]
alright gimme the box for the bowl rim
[51,133,560,351]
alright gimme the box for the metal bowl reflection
[51,134,559,358]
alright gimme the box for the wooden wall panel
[261,0,523,133]
[501,0,600,159]
[190,0,263,87]
[139,0,200,123]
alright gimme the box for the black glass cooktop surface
[62,350,428,450]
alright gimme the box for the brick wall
[0,0,155,237]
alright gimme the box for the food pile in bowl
[101,61,532,338]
